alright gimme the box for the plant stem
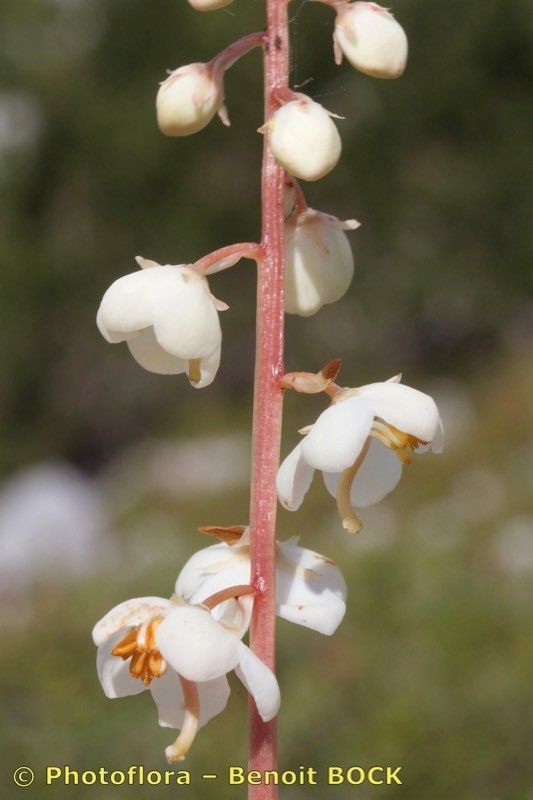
[248,1,289,798]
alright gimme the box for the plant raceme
[93,0,442,784]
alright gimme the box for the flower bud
[334,2,408,79]
[157,63,224,137]
[188,0,233,10]
[269,98,342,181]
[284,208,359,316]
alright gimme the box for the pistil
[165,677,200,764]
[336,439,370,533]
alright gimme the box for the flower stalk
[248,0,289,796]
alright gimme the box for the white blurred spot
[493,516,533,575]
[0,92,43,152]
[0,462,113,594]
[106,433,250,510]
[449,466,505,523]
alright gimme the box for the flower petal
[301,396,374,472]
[96,631,146,699]
[235,642,281,722]
[430,417,444,454]
[323,438,403,507]
[92,596,172,646]
[176,542,250,597]
[155,606,241,682]
[358,381,441,443]
[151,267,221,361]
[149,669,230,729]
[96,269,163,343]
[284,219,354,317]
[276,442,315,511]
[127,328,188,375]
[190,346,221,389]
[276,541,347,635]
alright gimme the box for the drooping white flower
[157,63,226,137]
[97,257,224,388]
[334,2,408,79]
[285,207,360,316]
[277,375,443,533]
[269,98,342,181]
[93,594,280,763]
[176,526,347,636]
[187,0,233,11]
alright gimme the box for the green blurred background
[0,0,532,797]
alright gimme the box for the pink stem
[248,1,289,799]
[211,32,266,77]
[193,242,263,276]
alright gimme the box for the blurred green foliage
[0,0,532,798]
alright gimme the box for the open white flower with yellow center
[284,207,359,317]
[177,525,347,636]
[97,257,225,388]
[93,593,280,763]
[277,375,443,533]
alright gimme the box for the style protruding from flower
[277,374,443,533]
[157,63,226,137]
[284,187,360,316]
[268,96,342,181]
[93,593,280,763]
[333,2,408,79]
[188,0,234,11]
[179,525,347,636]
[96,257,225,388]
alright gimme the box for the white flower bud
[157,63,224,137]
[334,2,408,79]
[188,0,233,10]
[269,98,342,181]
[284,209,359,316]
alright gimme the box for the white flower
[176,526,347,636]
[334,2,408,79]
[97,257,224,388]
[277,375,443,533]
[157,63,225,137]
[187,0,233,11]
[285,207,359,316]
[93,594,280,763]
[269,98,342,181]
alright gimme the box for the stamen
[129,650,147,678]
[336,439,370,533]
[165,678,200,764]
[112,618,166,686]
[371,420,426,464]
[112,628,138,659]
[148,651,167,678]
[188,359,202,384]
[136,622,149,649]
